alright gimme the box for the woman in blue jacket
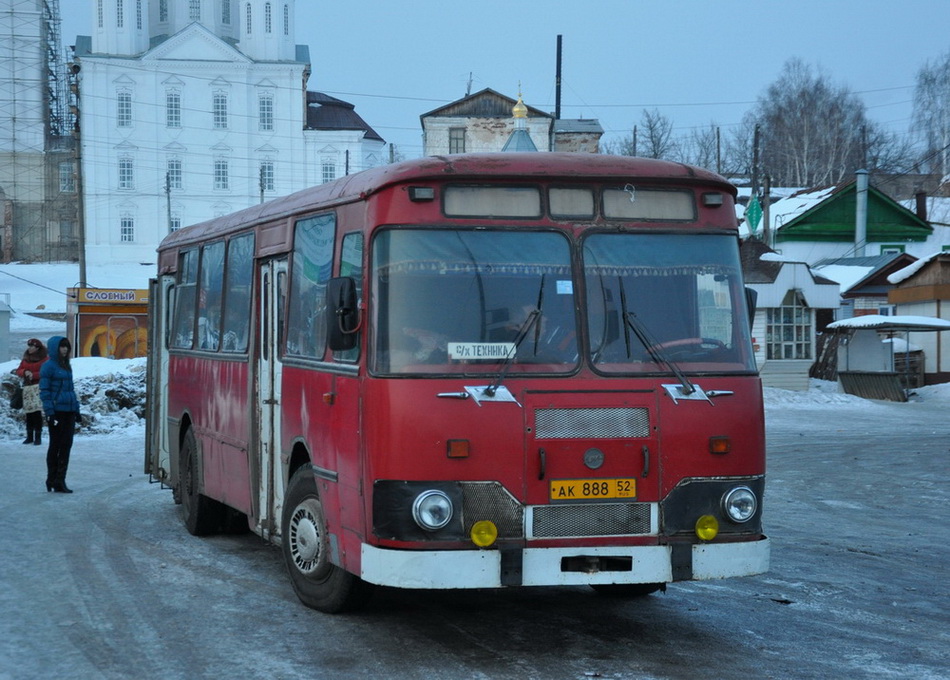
[39,336,81,493]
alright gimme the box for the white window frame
[260,160,275,192]
[214,158,230,190]
[120,215,135,243]
[167,158,182,190]
[212,91,228,129]
[118,157,134,190]
[117,91,132,128]
[259,94,274,131]
[166,91,181,128]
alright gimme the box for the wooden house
[887,252,950,383]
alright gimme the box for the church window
[117,91,132,127]
[260,161,275,192]
[212,92,228,129]
[166,91,181,128]
[259,94,273,131]
[283,5,289,35]
[118,157,134,190]
[120,216,135,243]
[322,159,336,184]
[245,3,252,34]
[265,3,272,33]
[97,0,103,28]
[117,0,124,28]
[222,0,231,24]
[159,0,168,22]
[167,159,182,190]
[189,0,201,21]
[136,0,143,29]
[214,159,230,190]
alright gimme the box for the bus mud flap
[670,543,693,581]
[500,549,523,586]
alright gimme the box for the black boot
[55,457,73,493]
[22,428,33,444]
[33,428,41,446]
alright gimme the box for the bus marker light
[709,436,731,454]
[408,186,435,201]
[447,439,470,458]
[470,520,498,547]
[695,514,719,541]
[322,392,335,405]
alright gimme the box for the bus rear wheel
[179,428,225,536]
[590,583,665,597]
[281,466,373,613]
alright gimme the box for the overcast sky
[60,0,950,159]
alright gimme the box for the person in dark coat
[13,338,48,445]
[39,336,81,493]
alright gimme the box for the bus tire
[590,583,665,598]
[179,428,225,536]
[281,466,374,613]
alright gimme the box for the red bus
[145,153,769,613]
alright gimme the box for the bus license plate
[550,478,636,501]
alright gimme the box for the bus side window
[333,232,363,362]
[170,249,199,349]
[221,233,255,353]
[286,213,336,359]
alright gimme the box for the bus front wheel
[281,467,373,613]
[179,428,225,536]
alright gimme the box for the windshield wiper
[618,277,695,395]
[484,275,545,397]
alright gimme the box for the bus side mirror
[745,287,757,330]
[327,277,360,351]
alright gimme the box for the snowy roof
[887,251,946,284]
[826,314,950,331]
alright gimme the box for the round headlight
[411,490,453,531]
[722,486,757,523]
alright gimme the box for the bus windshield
[372,228,578,375]
[583,233,756,374]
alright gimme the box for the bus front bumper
[360,537,770,589]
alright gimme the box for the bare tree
[750,58,870,186]
[913,49,950,176]
[679,123,721,172]
[639,108,677,159]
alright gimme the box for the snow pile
[1,357,146,437]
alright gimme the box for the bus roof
[157,153,736,257]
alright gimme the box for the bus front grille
[531,503,653,538]
[534,408,650,439]
[460,482,524,539]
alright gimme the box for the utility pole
[165,172,172,229]
[69,61,86,286]
[259,165,264,204]
[751,124,760,198]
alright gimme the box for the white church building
[74,0,384,266]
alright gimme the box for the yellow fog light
[695,514,719,541]
[470,520,498,547]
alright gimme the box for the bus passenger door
[255,259,286,538]
[145,276,174,485]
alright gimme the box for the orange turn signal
[447,439,470,458]
[709,436,731,455]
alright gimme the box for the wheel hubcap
[289,501,323,574]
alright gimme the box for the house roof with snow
[812,252,918,297]
[771,180,932,244]
[739,239,840,309]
